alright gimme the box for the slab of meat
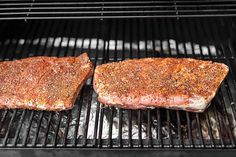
[93,58,229,112]
[0,53,93,111]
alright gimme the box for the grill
[1,0,236,19]
[1,0,236,157]
[0,18,236,156]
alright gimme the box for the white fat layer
[37,103,47,110]
[100,92,217,112]
[188,96,208,110]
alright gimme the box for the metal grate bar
[52,112,62,146]
[118,108,123,147]
[78,22,86,56]
[81,20,94,147]
[91,20,102,147]
[201,22,213,58]
[155,19,164,148]
[137,110,142,147]
[0,111,9,136]
[108,107,114,147]
[121,20,125,61]
[63,21,74,57]
[204,19,222,58]
[136,19,143,147]
[127,19,133,59]
[20,21,40,58]
[73,89,85,146]
[147,110,152,147]
[1,36,13,61]
[159,19,166,57]
[1,110,17,146]
[166,110,173,147]
[62,111,71,147]
[48,20,63,56]
[97,21,109,146]
[32,112,44,146]
[22,111,34,146]
[172,20,184,148]
[195,113,205,147]
[167,19,183,147]
[70,21,80,57]
[128,110,132,147]
[81,88,92,145]
[2,0,236,6]
[117,19,125,147]
[124,19,133,147]
[193,20,205,58]
[0,22,8,60]
[92,99,100,147]
[97,104,104,147]
[156,109,162,147]
[55,20,69,57]
[106,20,115,148]
[3,4,236,11]
[33,21,51,56]
[109,20,120,147]
[186,112,193,147]
[165,21,172,56]
[42,112,52,146]
[12,110,26,146]
[176,111,183,147]
[181,19,195,58]
[1,0,236,19]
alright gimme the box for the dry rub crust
[93,58,229,112]
[0,53,93,111]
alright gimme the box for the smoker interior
[0,18,236,150]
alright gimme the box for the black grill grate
[1,0,236,19]
[0,18,236,149]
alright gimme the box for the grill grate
[1,0,236,19]
[0,18,236,149]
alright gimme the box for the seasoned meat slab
[93,58,229,112]
[0,53,93,111]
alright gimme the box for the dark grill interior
[0,18,236,149]
[2,0,236,19]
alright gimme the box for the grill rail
[0,18,236,150]
[1,0,236,19]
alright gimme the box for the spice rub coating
[93,58,229,112]
[0,53,93,111]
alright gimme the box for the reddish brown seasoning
[0,53,93,111]
[93,58,229,112]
